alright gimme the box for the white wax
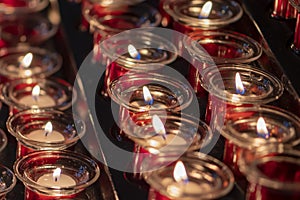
[162,177,211,196]
[150,134,187,146]
[37,173,76,187]
[19,95,56,107]
[26,129,65,143]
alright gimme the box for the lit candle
[0,47,62,83]
[7,109,84,158]
[25,122,65,143]
[99,30,177,97]
[185,30,262,98]
[256,117,270,139]
[143,86,154,106]
[123,112,212,185]
[148,115,187,146]
[235,72,245,95]
[14,151,100,200]
[219,105,300,185]
[128,44,141,60]
[143,152,234,200]
[199,1,212,18]
[18,85,56,107]
[118,83,181,127]
[36,168,76,187]
[155,161,211,199]
[202,65,283,124]
[163,0,243,33]
[19,52,33,69]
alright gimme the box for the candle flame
[21,53,33,68]
[44,121,53,137]
[257,117,270,139]
[200,1,212,18]
[152,114,166,140]
[235,72,245,95]
[143,86,153,105]
[32,85,40,102]
[53,168,61,182]
[173,161,189,184]
[128,44,141,60]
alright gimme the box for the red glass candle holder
[0,13,58,45]
[163,0,243,34]
[0,164,17,199]
[0,0,48,14]
[0,46,62,83]
[14,150,100,200]
[289,1,300,54]
[272,0,297,19]
[218,105,300,185]
[80,0,146,31]
[122,112,213,180]
[7,109,85,158]
[184,30,262,97]
[99,30,177,97]
[108,72,194,130]
[202,64,284,125]
[0,77,74,115]
[239,145,300,200]
[143,152,234,200]
[83,2,161,43]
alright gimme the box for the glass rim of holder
[0,12,59,45]
[13,150,100,196]
[0,164,17,197]
[218,105,300,149]
[238,144,300,191]
[6,108,85,149]
[0,0,49,15]
[121,112,213,153]
[0,128,7,152]
[100,30,177,69]
[142,151,235,199]
[0,77,75,111]
[184,30,262,64]
[201,64,284,104]
[83,2,161,34]
[163,0,243,30]
[108,72,194,112]
[0,46,62,80]
[86,0,146,6]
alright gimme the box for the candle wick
[236,88,245,95]
[183,178,189,184]
[44,131,49,137]
[19,63,24,69]
[32,95,39,102]
[146,99,154,106]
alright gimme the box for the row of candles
[0,0,101,199]
[0,0,299,200]
[81,0,300,199]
